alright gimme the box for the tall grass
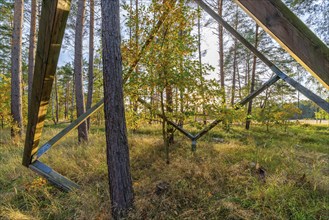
[0,123,328,219]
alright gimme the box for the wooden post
[23,0,71,166]
[235,0,329,89]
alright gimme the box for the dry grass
[0,122,328,219]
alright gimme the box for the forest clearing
[0,0,329,219]
[1,123,329,219]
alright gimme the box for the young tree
[74,0,88,142]
[11,0,24,138]
[101,0,134,218]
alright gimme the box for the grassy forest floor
[0,122,329,219]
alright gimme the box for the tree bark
[197,6,207,125]
[132,0,139,132]
[11,0,24,138]
[86,0,94,130]
[231,8,239,106]
[28,0,37,105]
[65,81,70,119]
[74,0,88,142]
[101,0,134,218]
[55,74,59,123]
[71,73,75,123]
[246,24,259,130]
[218,0,225,102]
[166,84,174,144]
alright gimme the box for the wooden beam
[29,160,79,191]
[23,0,71,166]
[235,0,329,89]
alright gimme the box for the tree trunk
[71,74,75,123]
[101,0,134,218]
[86,0,94,131]
[51,86,57,125]
[64,81,70,119]
[231,8,239,106]
[231,45,237,106]
[166,84,174,144]
[11,0,24,138]
[132,0,139,132]
[55,74,59,123]
[197,6,207,125]
[218,0,225,102]
[246,24,259,130]
[28,0,37,104]
[74,0,88,142]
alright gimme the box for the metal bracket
[191,140,197,152]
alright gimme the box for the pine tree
[10,0,24,138]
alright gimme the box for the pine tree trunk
[65,81,70,119]
[55,75,59,123]
[71,74,75,123]
[246,24,259,130]
[231,8,239,106]
[86,0,94,131]
[101,0,134,218]
[231,46,237,106]
[132,0,139,131]
[197,6,207,125]
[74,0,88,142]
[28,0,37,105]
[11,0,24,138]
[218,0,225,101]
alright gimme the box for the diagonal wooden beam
[23,0,71,166]
[235,0,329,90]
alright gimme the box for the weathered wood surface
[23,0,71,166]
[235,0,329,89]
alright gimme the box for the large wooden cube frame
[23,0,329,191]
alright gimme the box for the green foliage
[315,109,329,121]
[0,72,11,127]
[0,0,13,71]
